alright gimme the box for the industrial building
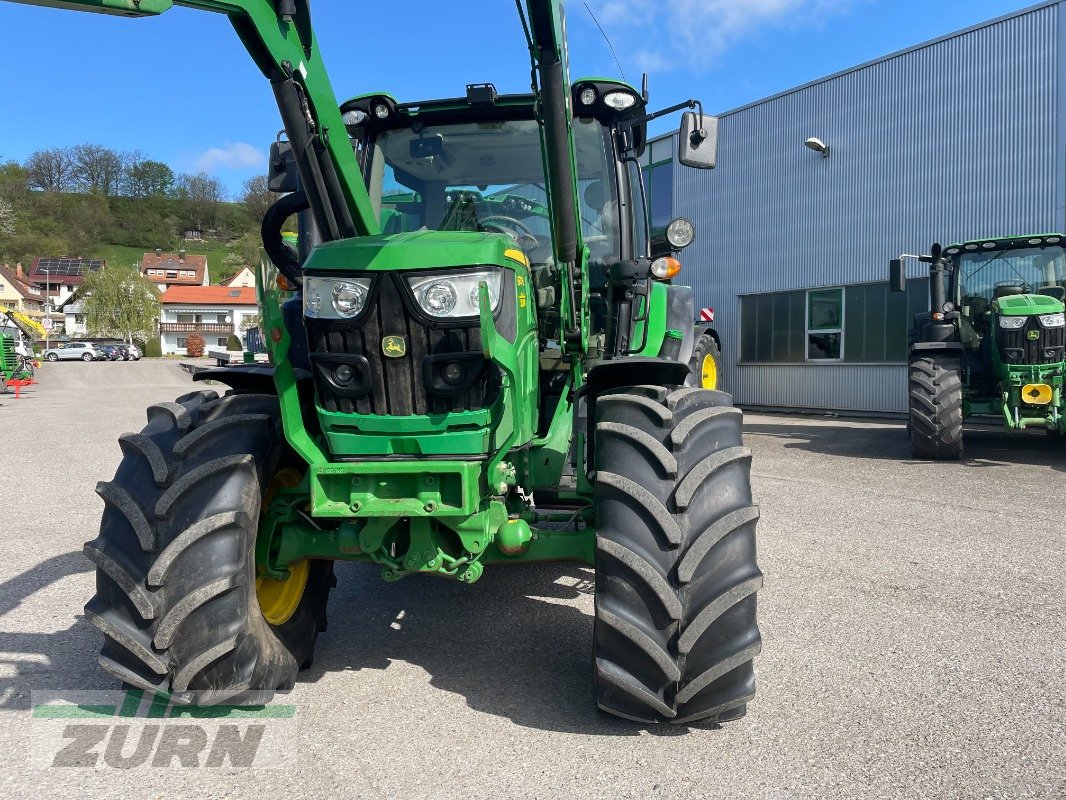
[658,0,1065,413]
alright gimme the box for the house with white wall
[221,266,256,288]
[158,285,258,355]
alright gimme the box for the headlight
[1039,313,1066,328]
[666,217,696,249]
[999,316,1027,330]
[304,277,372,320]
[603,91,637,111]
[408,269,503,319]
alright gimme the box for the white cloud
[193,142,264,173]
[586,0,858,72]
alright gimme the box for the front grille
[305,273,501,416]
[997,316,1066,365]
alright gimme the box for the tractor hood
[994,293,1065,316]
[302,230,528,273]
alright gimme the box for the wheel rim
[700,352,719,390]
[256,468,310,626]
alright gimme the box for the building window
[217,338,227,347]
[177,337,188,349]
[807,288,843,360]
[643,137,675,235]
[741,279,930,364]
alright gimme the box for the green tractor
[891,234,1066,458]
[11,0,760,724]
[0,307,41,391]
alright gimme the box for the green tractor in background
[0,307,42,391]
[9,0,761,725]
[891,234,1066,458]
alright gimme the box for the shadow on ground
[0,551,105,710]
[305,561,698,737]
[745,417,1066,472]
[0,554,707,735]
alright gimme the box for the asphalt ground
[0,360,1062,798]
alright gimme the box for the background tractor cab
[890,235,1066,457]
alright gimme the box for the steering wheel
[480,215,540,252]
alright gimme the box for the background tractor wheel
[908,355,964,459]
[685,334,720,390]
[85,390,333,703]
[593,386,762,724]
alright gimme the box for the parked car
[98,344,125,361]
[127,344,142,361]
[43,342,106,362]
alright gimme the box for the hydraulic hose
[262,190,310,285]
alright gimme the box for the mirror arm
[620,99,702,133]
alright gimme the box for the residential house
[27,257,105,307]
[159,285,258,355]
[221,266,256,288]
[61,294,88,337]
[141,250,209,293]
[0,264,46,316]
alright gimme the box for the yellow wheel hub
[256,468,310,626]
[700,352,719,390]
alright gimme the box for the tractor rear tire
[84,390,333,704]
[685,334,721,390]
[593,386,762,724]
[908,355,964,459]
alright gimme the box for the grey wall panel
[671,1,1063,412]
[732,365,908,413]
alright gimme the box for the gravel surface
[0,360,1063,798]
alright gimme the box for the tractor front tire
[908,355,964,459]
[593,386,762,724]
[685,334,721,390]
[85,390,332,703]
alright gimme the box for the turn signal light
[277,275,297,291]
[651,257,682,280]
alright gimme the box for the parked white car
[43,342,106,362]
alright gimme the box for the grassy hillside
[93,242,233,277]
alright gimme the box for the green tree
[219,251,246,284]
[0,197,13,238]
[124,156,175,198]
[82,267,161,345]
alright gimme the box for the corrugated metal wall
[672,1,1065,413]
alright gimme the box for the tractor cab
[945,237,1066,386]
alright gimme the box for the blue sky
[0,0,1042,195]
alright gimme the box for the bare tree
[25,147,75,192]
[240,174,274,221]
[71,144,124,195]
[175,172,226,230]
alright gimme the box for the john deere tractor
[10,0,761,725]
[891,235,1066,458]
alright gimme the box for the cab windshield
[363,116,621,272]
[957,245,1066,304]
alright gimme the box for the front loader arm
[523,0,586,352]
[6,0,380,240]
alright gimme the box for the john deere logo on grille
[1027,330,1041,341]
[382,336,407,358]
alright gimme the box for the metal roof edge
[715,0,1062,119]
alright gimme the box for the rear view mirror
[410,135,445,160]
[268,141,299,193]
[679,111,718,170]
[889,259,906,293]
